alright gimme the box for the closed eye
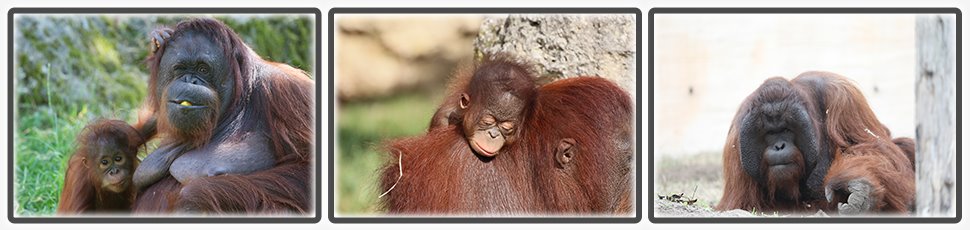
[480,115,496,126]
[500,122,515,132]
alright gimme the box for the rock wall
[335,14,637,100]
[474,14,637,93]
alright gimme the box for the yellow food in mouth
[179,101,193,106]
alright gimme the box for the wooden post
[914,15,957,217]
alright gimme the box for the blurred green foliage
[336,91,442,215]
[15,15,313,123]
[13,15,313,216]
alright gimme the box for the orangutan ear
[81,157,91,169]
[556,138,577,167]
[459,93,470,109]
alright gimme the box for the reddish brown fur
[384,54,540,214]
[57,120,142,215]
[719,123,776,211]
[381,58,633,215]
[823,139,914,213]
[131,18,312,214]
[892,137,917,168]
[717,71,914,213]
[426,60,475,130]
[380,126,538,214]
[527,77,634,213]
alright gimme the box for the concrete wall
[653,14,917,158]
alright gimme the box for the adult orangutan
[380,54,633,214]
[127,18,313,214]
[717,71,914,215]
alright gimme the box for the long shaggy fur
[381,53,633,215]
[823,139,914,213]
[380,126,537,214]
[527,77,633,213]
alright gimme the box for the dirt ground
[653,198,754,217]
[654,198,832,218]
[654,151,724,209]
[652,152,835,217]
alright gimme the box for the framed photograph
[329,8,642,223]
[649,8,960,223]
[8,8,322,223]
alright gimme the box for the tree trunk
[914,14,956,217]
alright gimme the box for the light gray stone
[474,14,636,93]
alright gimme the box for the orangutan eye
[100,159,109,165]
[198,65,208,74]
[500,122,515,132]
[114,156,123,162]
[481,115,496,126]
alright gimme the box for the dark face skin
[156,31,233,138]
[763,131,798,171]
[459,90,524,157]
[87,140,133,194]
[738,78,819,199]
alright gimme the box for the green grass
[336,90,444,215]
[14,108,90,216]
[13,15,312,216]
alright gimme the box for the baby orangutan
[57,119,142,214]
[429,55,537,157]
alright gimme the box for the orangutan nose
[766,141,795,166]
[488,129,500,138]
